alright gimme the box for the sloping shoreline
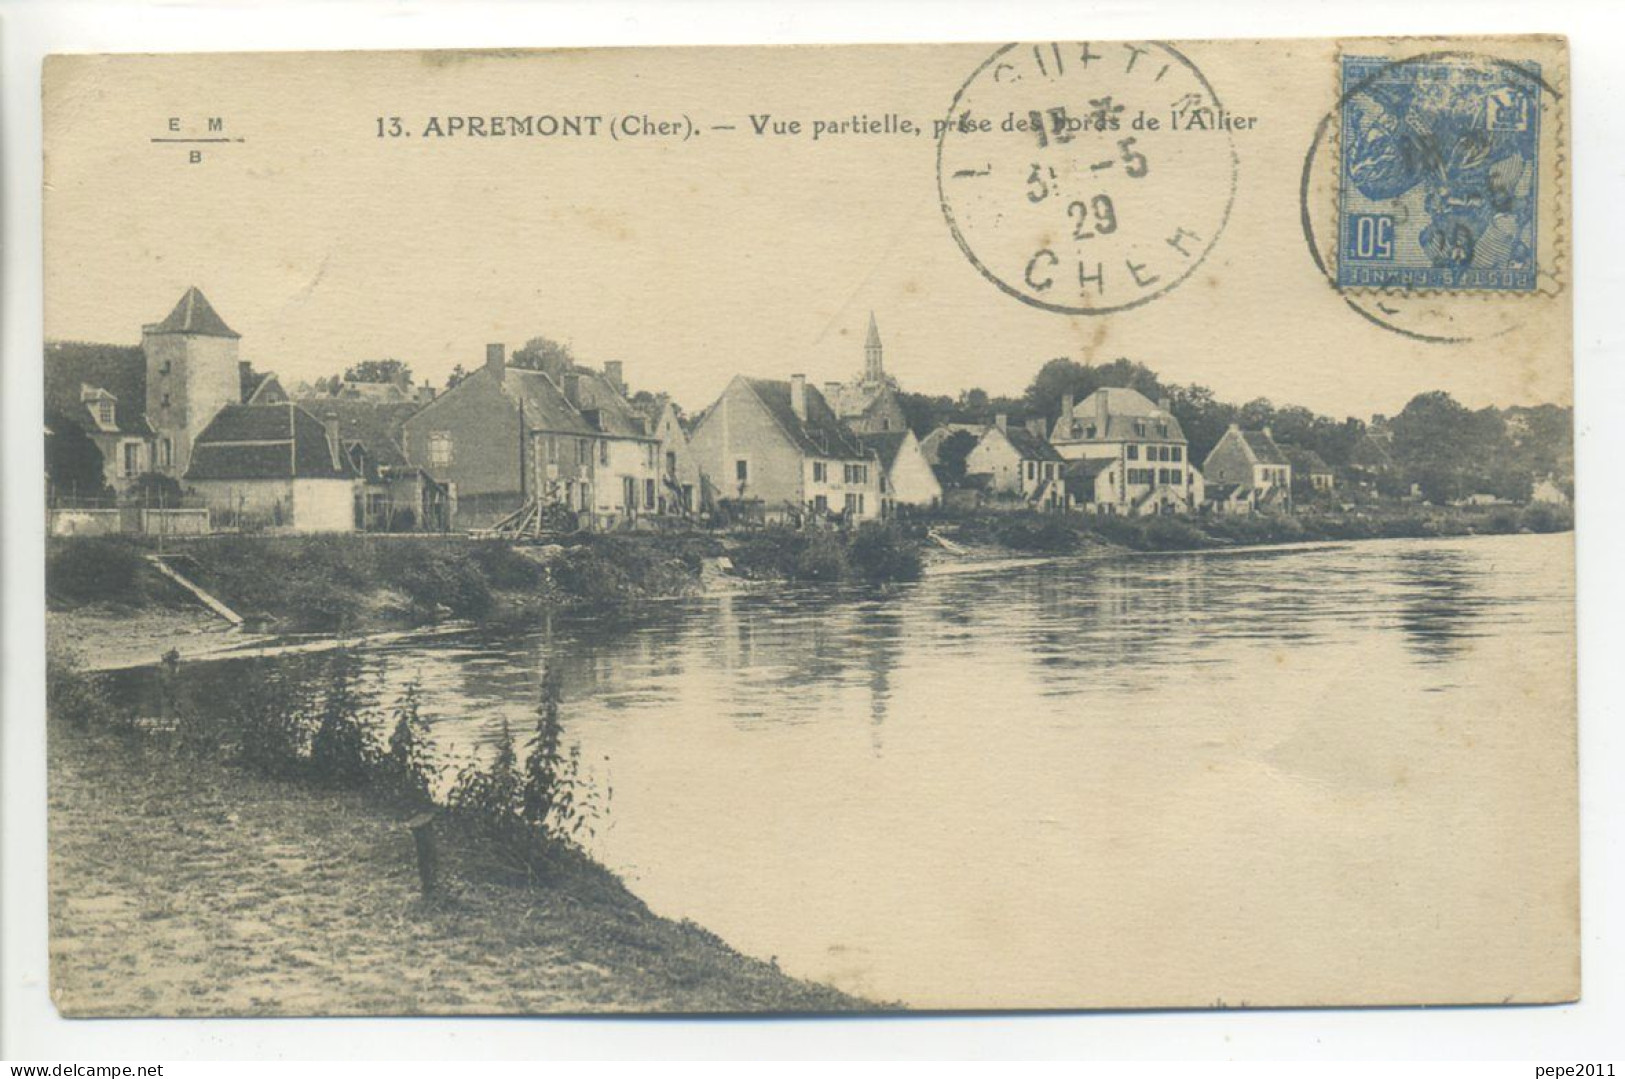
[49,712,877,1016]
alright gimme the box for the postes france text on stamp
[1337,55,1542,292]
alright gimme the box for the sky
[42,43,1570,421]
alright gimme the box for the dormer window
[1085,424,1097,439]
[1135,420,1147,437]
[97,401,114,426]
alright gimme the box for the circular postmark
[1298,50,1565,344]
[937,41,1239,316]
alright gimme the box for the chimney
[1158,397,1172,413]
[562,373,582,407]
[994,413,1008,432]
[790,374,807,421]
[604,360,625,394]
[1096,390,1109,425]
[486,343,506,379]
[824,381,843,402]
[1061,393,1074,421]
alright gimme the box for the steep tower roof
[148,287,241,339]
[865,312,881,350]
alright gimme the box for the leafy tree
[44,416,110,502]
[129,471,184,506]
[937,429,980,486]
[898,391,956,437]
[512,336,576,372]
[344,358,413,385]
[444,363,470,391]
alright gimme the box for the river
[104,533,1576,1009]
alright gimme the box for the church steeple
[864,312,883,382]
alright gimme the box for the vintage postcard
[41,37,1575,1015]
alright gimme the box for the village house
[824,314,909,435]
[297,395,450,531]
[184,402,359,532]
[964,416,1066,509]
[636,394,702,516]
[44,343,157,497]
[400,344,661,531]
[1282,445,1335,494]
[1347,430,1398,489]
[858,429,943,511]
[1048,387,1200,515]
[688,374,882,523]
[1202,424,1293,512]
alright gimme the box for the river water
[105,533,1577,1009]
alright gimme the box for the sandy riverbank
[48,714,874,1016]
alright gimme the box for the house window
[122,442,141,477]
[843,463,868,485]
[665,451,677,475]
[158,438,172,469]
[161,394,171,409]
[545,436,557,462]
[1173,446,1183,462]
[599,440,609,465]
[813,461,826,483]
[1135,420,1147,437]
[735,459,749,483]
[578,439,589,465]
[427,432,453,467]
[844,492,864,515]
[645,478,656,508]
[1127,445,1139,460]
[881,418,891,431]
[814,494,828,513]
[98,401,115,426]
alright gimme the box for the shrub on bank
[46,537,179,610]
[847,524,925,583]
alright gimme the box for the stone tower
[143,287,242,478]
[864,311,883,383]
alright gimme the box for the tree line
[900,356,1573,505]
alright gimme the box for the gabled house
[636,394,702,516]
[965,416,1066,509]
[184,403,359,532]
[1347,431,1398,487]
[858,429,943,511]
[43,342,157,494]
[1202,424,1293,512]
[1049,387,1198,515]
[688,374,881,523]
[824,314,909,435]
[400,344,660,530]
[1282,445,1335,493]
[297,395,447,531]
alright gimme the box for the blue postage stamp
[1338,55,1541,291]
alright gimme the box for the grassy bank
[48,657,872,1016]
[46,525,926,633]
[932,501,1574,556]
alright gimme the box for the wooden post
[407,812,438,897]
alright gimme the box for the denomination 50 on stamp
[1337,55,1543,291]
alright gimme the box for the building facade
[143,287,243,480]
[965,417,1066,508]
[400,344,660,530]
[1202,424,1294,512]
[859,429,943,511]
[184,403,359,532]
[689,374,882,522]
[1049,387,1199,514]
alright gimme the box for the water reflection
[96,534,1572,1007]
